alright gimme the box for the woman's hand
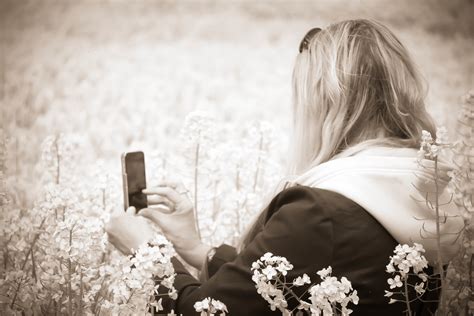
[140,181,211,270]
[105,207,156,255]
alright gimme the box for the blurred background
[1,0,473,206]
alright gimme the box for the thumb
[139,208,161,223]
[126,206,137,215]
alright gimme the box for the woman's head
[289,19,436,175]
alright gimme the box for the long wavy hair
[239,19,437,249]
[289,19,436,175]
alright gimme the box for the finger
[148,204,174,213]
[146,183,190,196]
[147,195,173,206]
[155,180,180,189]
[126,206,137,215]
[155,180,188,193]
[141,207,177,221]
[142,187,181,204]
[149,199,174,210]
[139,208,162,222]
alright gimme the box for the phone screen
[123,151,147,211]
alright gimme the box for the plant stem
[67,228,73,316]
[15,136,19,185]
[77,267,83,316]
[102,188,106,211]
[193,140,202,240]
[92,279,106,314]
[10,217,46,309]
[212,180,218,220]
[404,278,412,316]
[467,253,473,316]
[3,236,12,270]
[236,165,241,191]
[126,289,136,304]
[31,248,37,282]
[253,133,263,192]
[275,278,300,303]
[54,134,60,185]
[434,157,446,312]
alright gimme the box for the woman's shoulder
[266,185,367,220]
[261,186,402,315]
[263,185,396,247]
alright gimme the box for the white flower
[418,128,450,159]
[194,297,210,312]
[317,266,332,279]
[385,243,431,308]
[297,301,312,310]
[414,282,426,295]
[309,266,358,315]
[211,299,229,312]
[293,274,311,286]
[262,266,277,281]
[387,275,403,289]
[194,297,228,315]
[435,126,449,144]
[386,263,395,273]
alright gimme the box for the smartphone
[121,151,147,212]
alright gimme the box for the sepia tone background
[1,0,473,205]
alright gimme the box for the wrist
[184,243,212,270]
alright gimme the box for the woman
[106,19,463,315]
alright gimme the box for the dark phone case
[122,151,147,211]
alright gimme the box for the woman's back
[165,186,438,315]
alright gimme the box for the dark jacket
[161,186,438,315]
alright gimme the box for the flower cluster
[251,252,294,313]
[194,297,228,316]
[2,4,471,312]
[40,134,82,185]
[443,91,474,315]
[417,128,449,160]
[108,235,177,314]
[385,243,429,303]
[177,112,283,247]
[251,253,359,315]
[0,134,178,315]
[308,267,359,316]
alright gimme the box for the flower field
[1,0,473,315]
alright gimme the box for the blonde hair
[289,19,436,175]
[239,19,436,250]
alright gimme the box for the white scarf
[290,147,463,264]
